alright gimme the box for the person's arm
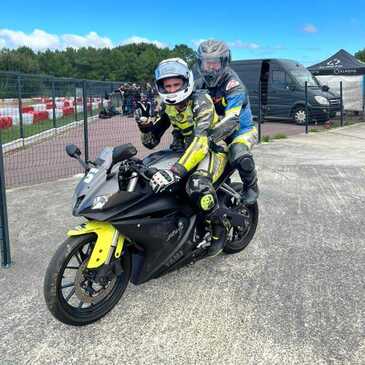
[223,78,249,124]
[172,93,216,176]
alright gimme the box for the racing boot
[240,170,259,205]
[208,223,226,256]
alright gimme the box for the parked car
[231,59,341,124]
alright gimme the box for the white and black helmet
[197,40,231,87]
[154,58,194,105]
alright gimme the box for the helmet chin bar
[164,88,190,106]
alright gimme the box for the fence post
[82,80,89,167]
[362,75,365,122]
[257,80,262,143]
[52,79,57,129]
[340,81,344,127]
[17,75,24,140]
[74,82,78,122]
[305,81,309,134]
[0,129,11,267]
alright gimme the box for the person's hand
[134,101,152,125]
[150,169,181,193]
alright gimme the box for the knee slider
[237,154,255,173]
[186,173,217,212]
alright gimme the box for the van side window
[272,70,287,87]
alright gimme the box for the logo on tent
[327,58,342,67]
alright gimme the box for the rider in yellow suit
[135,58,238,255]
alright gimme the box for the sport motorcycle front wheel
[43,233,131,326]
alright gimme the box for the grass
[309,128,320,132]
[261,133,287,143]
[272,133,287,139]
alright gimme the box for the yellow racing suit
[137,90,234,212]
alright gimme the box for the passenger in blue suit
[196,40,259,204]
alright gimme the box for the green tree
[0,43,197,82]
[354,49,365,63]
[0,47,40,73]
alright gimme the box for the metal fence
[0,71,163,266]
[255,79,364,138]
[1,71,364,267]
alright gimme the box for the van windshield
[289,69,320,87]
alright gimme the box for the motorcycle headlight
[92,195,110,210]
[314,96,329,105]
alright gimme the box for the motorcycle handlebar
[127,162,157,181]
[138,166,158,180]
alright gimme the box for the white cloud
[0,29,168,51]
[61,32,113,48]
[303,24,318,33]
[0,29,60,50]
[120,36,167,49]
[0,28,114,50]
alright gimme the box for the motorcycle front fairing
[72,147,143,218]
[69,147,198,283]
[72,164,120,217]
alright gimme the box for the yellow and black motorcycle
[44,143,258,326]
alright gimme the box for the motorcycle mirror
[66,144,82,158]
[112,143,137,165]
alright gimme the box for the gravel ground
[0,123,364,364]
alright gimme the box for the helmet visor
[198,56,227,86]
[156,77,187,94]
[200,57,223,73]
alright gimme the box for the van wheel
[292,106,310,125]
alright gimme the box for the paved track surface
[1,124,364,364]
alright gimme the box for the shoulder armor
[221,68,247,93]
[191,91,214,110]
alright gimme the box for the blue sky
[1,0,364,66]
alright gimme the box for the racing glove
[134,101,152,126]
[150,169,181,193]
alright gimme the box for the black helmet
[197,40,231,87]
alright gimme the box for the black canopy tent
[308,50,365,112]
[308,49,365,76]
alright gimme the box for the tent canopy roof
[308,49,365,75]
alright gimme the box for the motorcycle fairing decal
[67,221,125,269]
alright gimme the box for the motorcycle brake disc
[74,261,116,304]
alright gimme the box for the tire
[292,106,310,125]
[223,182,259,254]
[44,234,131,326]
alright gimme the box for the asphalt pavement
[1,123,364,364]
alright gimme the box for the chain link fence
[1,69,364,266]
[0,71,162,187]
[0,71,165,266]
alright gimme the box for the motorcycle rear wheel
[223,182,259,254]
[44,233,131,326]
